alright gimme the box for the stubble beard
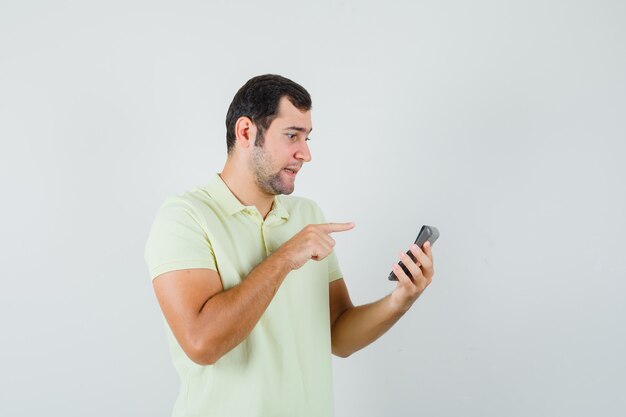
[250,142,295,196]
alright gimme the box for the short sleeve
[144,197,217,280]
[325,250,343,283]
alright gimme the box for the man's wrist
[269,249,296,273]
[388,290,417,315]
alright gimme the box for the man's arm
[329,242,435,358]
[153,256,291,365]
[153,222,354,365]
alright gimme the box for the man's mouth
[283,167,299,177]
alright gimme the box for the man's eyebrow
[283,126,313,134]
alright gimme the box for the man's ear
[235,116,257,150]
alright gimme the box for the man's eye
[286,134,297,139]
[305,137,311,142]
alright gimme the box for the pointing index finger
[321,222,355,233]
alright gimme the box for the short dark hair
[225,74,312,152]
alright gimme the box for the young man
[145,74,435,417]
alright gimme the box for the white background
[1,1,625,416]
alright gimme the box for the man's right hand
[274,222,355,270]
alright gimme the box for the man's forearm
[331,294,408,358]
[192,253,292,364]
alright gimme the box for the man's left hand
[389,241,435,312]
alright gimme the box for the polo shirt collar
[206,174,290,220]
[270,195,290,220]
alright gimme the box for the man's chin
[257,176,295,195]
[273,182,295,195]
[263,177,295,196]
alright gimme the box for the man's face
[249,97,312,195]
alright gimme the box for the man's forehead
[274,97,312,131]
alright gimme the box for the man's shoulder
[156,186,219,220]
[177,185,214,207]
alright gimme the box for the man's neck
[220,162,275,219]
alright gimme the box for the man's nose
[295,141,312,162]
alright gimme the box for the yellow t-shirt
[145,174,342,417]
